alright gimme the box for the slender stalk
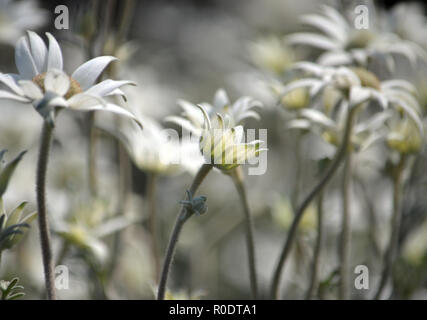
[147,173,160,281]
[230,166,258,299]
[157,164,212,300]
[36,121,56,300]
[339,151,352,299]
[271,107,356,299]
[87,112,98,197]
[305,192,324,299]
[374,155,407,300]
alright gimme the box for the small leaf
[0,150,27,197]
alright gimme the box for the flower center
[349,67,381,90]
[32,72,82,99]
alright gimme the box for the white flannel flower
[0,32,139,125]
[279,62,424,136]
[198,106,267,172]
[0,0,47,45]
[165,88,262,136]
[288,5,427,69]
[116,115,203,176]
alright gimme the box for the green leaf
[0,150,27,197]
[5,202,28,228]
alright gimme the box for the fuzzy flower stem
[271,107,357,299]
[230,166,258,299]
[147,172,160,281]
[374,155,407,300]
[87,112,98,197]
[157,164,212,300]
[339,150,352,299]
[36,121,56,300]
[305,192,324,299]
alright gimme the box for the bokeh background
[1,0,427,300]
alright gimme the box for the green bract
[0,200,37,252]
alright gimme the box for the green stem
[157,164,212,300]
[36,121,56,300]
[271,107,356,299]
[87,111,98,197]
[339,150,352,299]
[230,166,258,299]
[147,173,160,281]
[374,155,407,299]
[305,192,324,299]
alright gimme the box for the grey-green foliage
[0,201,37,252]
[0,277,25,300]
[0,149,26,197]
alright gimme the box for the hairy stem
[147,173,160,281]
[36,121,56,300]
[374,155,407,299]
[271,107,356,299]
[157,164,212,300]
[339,151,352,299]
[230,167,258,299]
[305,192,324,299]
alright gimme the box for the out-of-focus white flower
[0,0,47,45]
[198,106,267,172]
[249,36,295,74]
[54,199,136,265]
[116,115,203,176]
[288,5,427,68]
[386,118,423,154]
[0,32,139,125]
[165,88,262,136]
[280,62,424,135]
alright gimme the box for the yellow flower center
[349,67,381,90]
[32,72,82,99]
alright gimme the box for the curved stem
[36,121,56,300]
[157,164,212,300]
[374,155,407,300]
[230,167,258,299]
[147,173,160,281]
[271,107,356,299]
[339,151,352,299]
[305,192,324,299]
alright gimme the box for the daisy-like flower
[386,117,424,155]
[115,115,203,176]
[198,106,267,172]
[0,31,139,125]
[279,62,424,136]
[55,199,136,265]
[248,36,295,75]
[165,88,262,136]
[288,99,393,154]
[0,0,47,45]
[288,5,427,68]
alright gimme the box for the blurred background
[1,0,427,300]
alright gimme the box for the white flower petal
[27,31,47,73]
[18,80,43,100]
[15,36,38,79]
[85,79,135,97]
[213,88,230,109]
[71,56,117,90]
[0,73,24,96]
[44,69,70,96]
[300,13,346,43]
[300,109,335,128]
[287,33,340,51]
[46,33,63,70]
[0,89,30,102]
